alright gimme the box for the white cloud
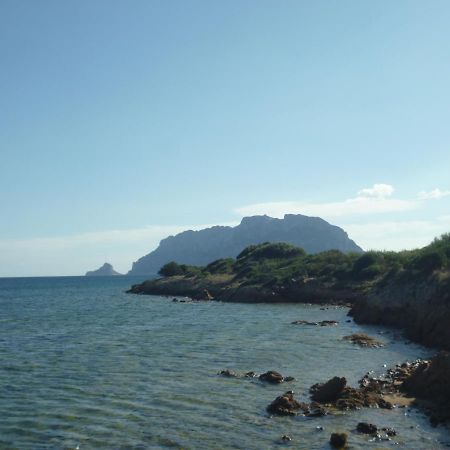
[358,183,394,198]
[418,188,450,200]
[235,184,417,219]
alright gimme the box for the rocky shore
[127,274,360,305]
[128,270,450,351]
[349,272,450,351]
[127,240,450,436]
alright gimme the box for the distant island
[128,214,363,276]
[85,263,122,277]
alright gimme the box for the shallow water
[0,276,449,449]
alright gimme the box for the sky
[1,0,450,277]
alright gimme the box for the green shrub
[158,261,185,277]
[411,251,447,274]
[205,258,235,274]
[237,242,306,261]
[158,261,201,277]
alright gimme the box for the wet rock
[281,435,292,442]
[310,377,347,402]
[401,351,450,424]
[356,422,377,434]
[306,402,327,417]
[381,427,396,437]
[329,432,348,448]
[343,333,384,348]
[219,369,240,378]
[284,376,296,382]
[172,298,178,302]
[267,391,309,416]
[195,289,214,300]
[319,320,338,326]
[310,375,393,411]
[292,320,316,325]
[291,320,338,326]
[259,370,284,383]
[245,371,257,378]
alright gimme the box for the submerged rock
[382,427,397,437]
[329,432,348,448]
[356,422,377,434]
[343,333,384,348]
[291,319,338,326]
[259,370,295,384]
[219,369,240,378]
[259,370,284,383]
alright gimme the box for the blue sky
[1,0,450,276]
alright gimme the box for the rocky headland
[128,214,363,276]
[128,235,450,428]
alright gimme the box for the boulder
[219,369,239,378]
[267,391,309,416]
[343,333,384,348]
[329,432,348,448]
[310,377,347,402]
[259,370,284,383]
[356,422,377,434]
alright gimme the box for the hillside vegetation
[157,234,450,289]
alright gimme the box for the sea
[0,276,449,450]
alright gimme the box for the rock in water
[259,371,284,384]
[402,351,450,424]
[330,433,348,448]
[266,391,309,416]
[85,263,122,277]
[343,333,384,348]
[310,377,347,402]
[356,422,378,434]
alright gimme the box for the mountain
[85,263,122,277]
[128,214,363,276]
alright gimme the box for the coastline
[127,271,450,428]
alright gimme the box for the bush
[158,261,201,277]
[205,258,235,275]
[237,242,306,261]
[411,251,447,274]
[158,261,185,277]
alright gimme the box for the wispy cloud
[345,215,450,251]
[235,184,417,219]
[418,188,450,200]
[358,183,394,198]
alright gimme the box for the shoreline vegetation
[127,236,450,432]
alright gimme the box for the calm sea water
[0,276,449,450]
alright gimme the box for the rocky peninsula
[128,236,450,426]
[128,214,362,276]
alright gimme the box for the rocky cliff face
[85,263,122,277]
[128,214,363,275]
[350,272,450,350]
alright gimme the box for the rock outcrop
[350,272,450,350]
[128,214,363,275]
[401,352,450,424]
